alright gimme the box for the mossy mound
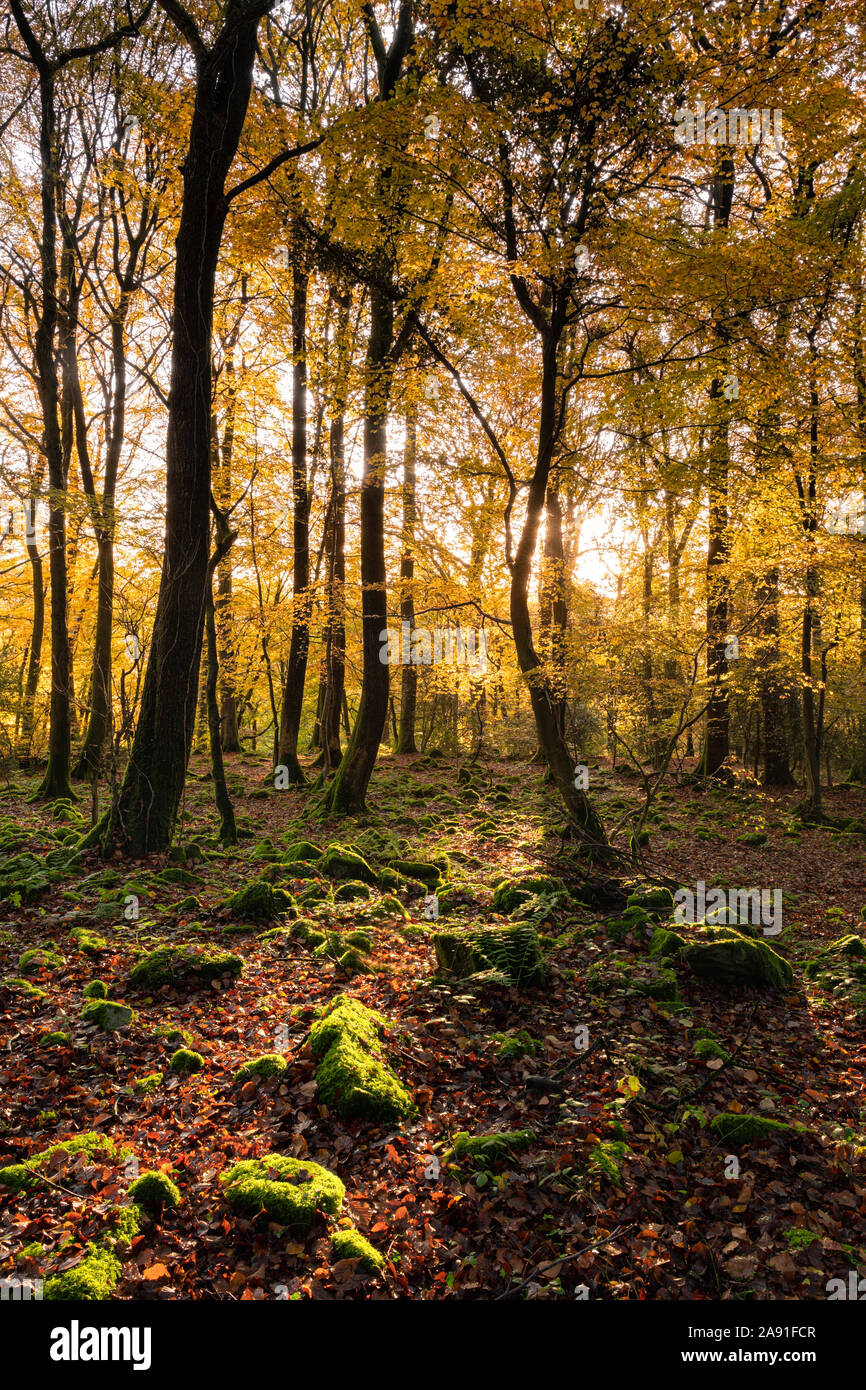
[693,1037,729,1061]
[649,926,686,958]
[682,934,793,990]
[311,995,414,1122]
[0,1133,127,1192]
[433,923,547,988]
[82,980,108,999]
[321,845,376,884]
[169,1048,204,1074]
[491,874,567,915]
[222,1154,344,1231]
[18,947,63,975]
[709,1113,795,1145]
[128,1170,181,1213]
[331,1228,384,1272]
[81,999,134,1030]
[225,879,296,921]
[626,885,675,917]
[333,880,372,902]
[39,1030,71,1048]
[128,945,242,990]
[283,840,323,865]
[235,1053,288,1083]
[390,859,445,888]
[492,1030,540,1062]
[445,1129,534,1165]
[70,927,108,956]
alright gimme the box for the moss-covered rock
[682,934,793,989]
[81,999,134,1030]
[492,874,567,914]
[235,1053,288,1083]
[225,879,296,921]
[169,1048,204,1074]
[128,1170,181,1213]
[321,845,376,884]
[826,933,866,959]
[433,923,547,988]
[283,840,323,865]
[311,995,414,1122]
[626,885,675,917]
[18,947,63,974]
[709,1113,795,1145]
[649,926,686,958]
[445,1129,534,1165]
[390,859,444,888]
[693,1038,729,1061]
[333,880,372,902]
[128,945,242,990]
[70,927,108,956]
[0,1133,127,1192]
[221,1154,344,1231]
[331,1228,384,1272]
[82,980,108,999]
[39,1030,71,1048]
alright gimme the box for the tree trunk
[323,285,393,812]
[104,10,267,853]
[277,254,310,783]
[396,406,418,753]
[19,495,45,755]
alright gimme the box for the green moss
[331,1228,384,1272]
[391,859,444,888]
[225,879,296,921]
[82,980,108,999]
[133,1072,163,1094]
[153,1024,193,1049]
[222,1154,344,1231]
[70,928,108,956]
[321,844,376,884]
[709,1113,795,1145]
[81,999,134,1030]
[693,1038,729,1061]
[19,947,63,974]
[44,1242,121,1301]
[345,931,374,953]
[235,1053,288,1083]
[784,1226,819,1250]
[282,840,323,865]
[588,1139,629,1185]
[649,926,686,958]
[827,933,866,959]
[1,976,47,998]
[128,1170,181,1213]
[0,1133,126,1192]
[169,1048,204,1074]
[309,998,410,1121]
[368,894,410,920]
[446,1129,534,1165]
[736,831,767,846]
[682,935,793,990]
[39,1030,71,1048]
[626,885,675,917]
[333,880,371,902]
[128,945,243,990]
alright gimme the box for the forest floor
[1,751,865,1301]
